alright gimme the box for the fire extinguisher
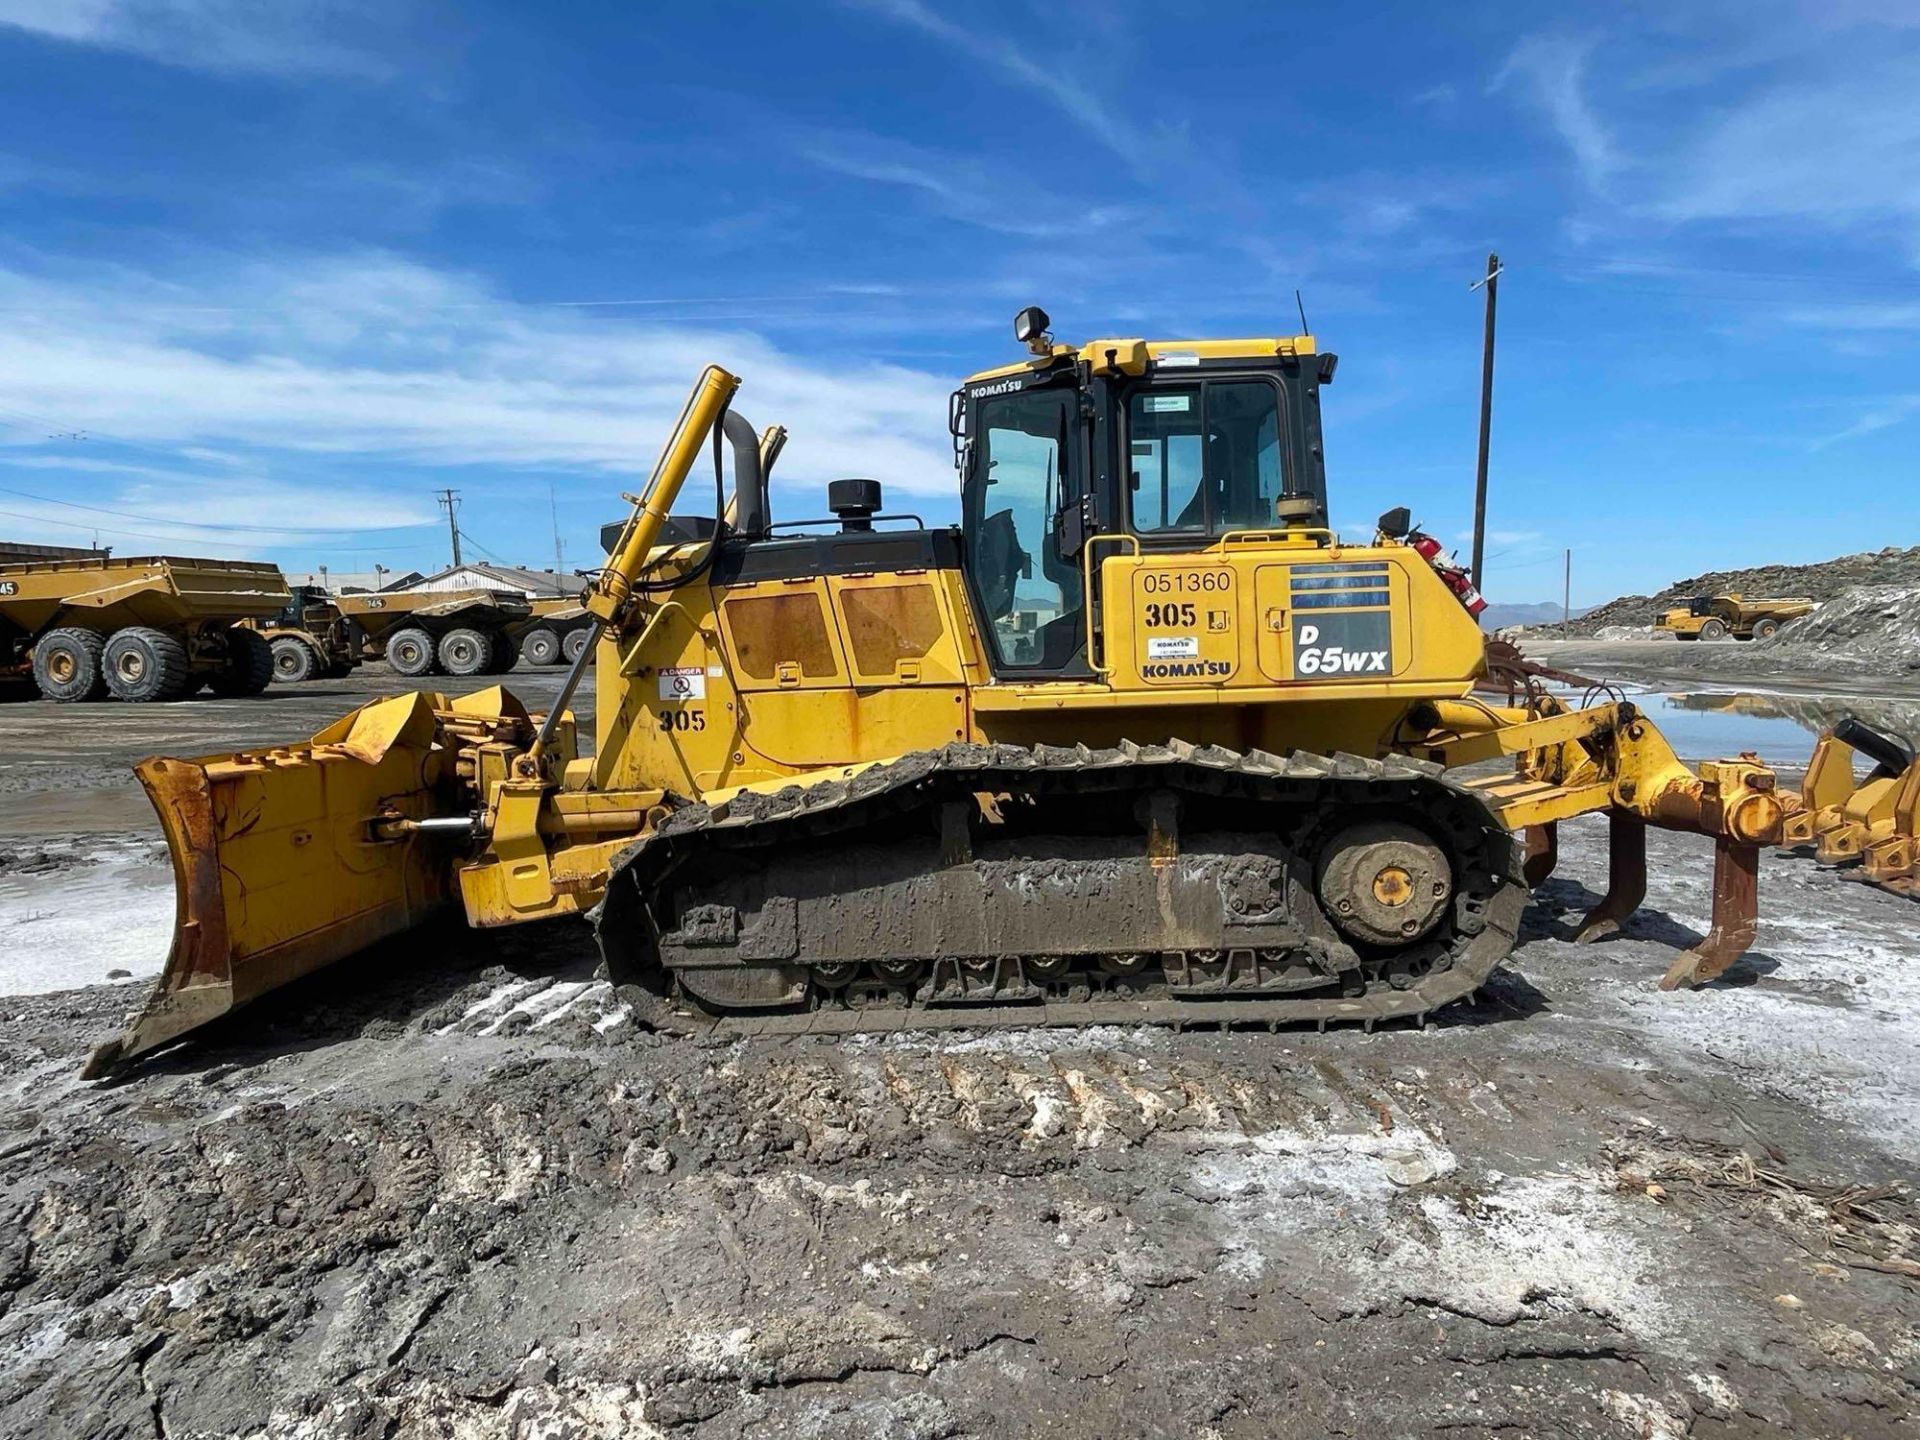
[1408,530,1489,619]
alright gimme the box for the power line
[456,527,505,565]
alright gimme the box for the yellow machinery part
[1781,725,1920,899]
[80,689,538,1077]
[94,353,1803,1072]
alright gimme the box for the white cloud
[801,129,1143,239]
[1498,20,1920,266]
[1492,35,1620,190]
[0,0,396,76]
[1810,393,1920,448]
[0,466,438,558]
[0,252,962,540]
[849,0,1151,167]
[1649,65,1920,244]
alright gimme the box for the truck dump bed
[0,555,289,632]
[335,588,532,640]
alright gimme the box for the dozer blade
[83,692,464,1078]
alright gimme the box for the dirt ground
[0,661,1915,1439]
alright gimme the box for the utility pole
[1469,252,1502,590]
[1563,549,1572,637]
[549,483,566,594]
[436,489,462,568]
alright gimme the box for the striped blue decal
[1293,591,1391,609]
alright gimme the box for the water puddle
[1612,690,1917,767]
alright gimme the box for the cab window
[962,387,1085,670]
[1129,379,1286,534]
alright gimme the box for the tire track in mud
[5,805,1920,1440]
[2,986,1915,1438]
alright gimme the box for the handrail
[1216,527,1341,550]
[1081,533,1141,677]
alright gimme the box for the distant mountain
[1481,600,1590,630]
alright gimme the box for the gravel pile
[1557,545,1920,637]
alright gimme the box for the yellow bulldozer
[87,311,1787,1075]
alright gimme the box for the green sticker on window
[1143,394,1192,413]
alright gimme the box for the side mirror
[1377,506,1412,539]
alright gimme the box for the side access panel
[1253,561,1412,683]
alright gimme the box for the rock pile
[1561,545,1920,637]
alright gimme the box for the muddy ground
[0,663,1916,1438]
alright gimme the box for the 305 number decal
[1142,601,1197,628]
[656,709,707,732]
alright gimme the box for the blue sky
[0,0,1915,602]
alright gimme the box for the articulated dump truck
[87,312,1787,1075]
[0,555,287,703]
[335,589,534,677]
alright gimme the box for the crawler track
[595,741,1528,1036]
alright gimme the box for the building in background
[285,568,424,594]
[402,563,585,599]
[0,541,112,564]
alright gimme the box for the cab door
[961,384,1088,677]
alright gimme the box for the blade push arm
[522,364,741,774]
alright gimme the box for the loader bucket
[83,692,464,1078]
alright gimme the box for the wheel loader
[86,311,1786,1075]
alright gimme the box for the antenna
[549,483,565,593]
[1295,288,1310,335]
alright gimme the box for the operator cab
[955,307,1337,679]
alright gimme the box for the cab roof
[963,334,1318,385]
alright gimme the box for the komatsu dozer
[86,310,1788,1076]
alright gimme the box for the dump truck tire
[270,636,320,683]
[210,627,275,697]
[1697,618,1729,640]
[521,626,563,667]
[31,627,108,703]
[438,626,494,677]
[563,628,592,664]
[1752,618,1781,640]
[104,627,193,703]
[386,627,437,677]
[486,629,520,674]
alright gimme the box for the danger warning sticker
[658,666,705,701]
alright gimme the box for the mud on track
[0,816,1916,1439]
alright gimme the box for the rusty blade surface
[1661,837,1760,991]
[1576,814,1649,945]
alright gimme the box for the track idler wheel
[1316,821,1454,947]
